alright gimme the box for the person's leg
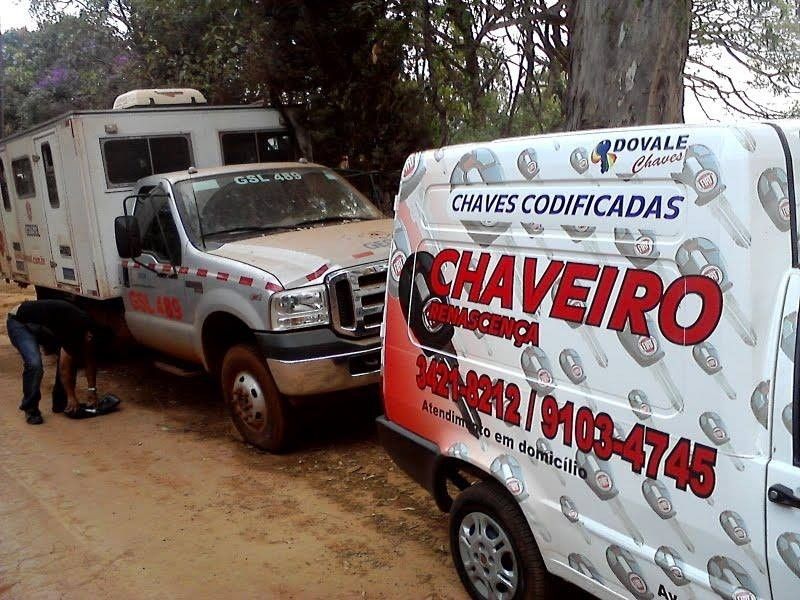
[6,318,44,418]
[58,350,79,413]
[52,353,67,413]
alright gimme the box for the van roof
[0,103,283,146]
[137,162,326,186]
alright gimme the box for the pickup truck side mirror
[115,215,142,258]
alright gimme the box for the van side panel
[384,123,790,600]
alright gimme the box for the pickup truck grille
[328,262,387,338]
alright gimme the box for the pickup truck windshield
[173,167,383,244]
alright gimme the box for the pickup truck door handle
[768,484,800,509]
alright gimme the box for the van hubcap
[458,511,518,599]
[231,371,266,432]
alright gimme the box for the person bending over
[7,299,99,424]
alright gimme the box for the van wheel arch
[434,457,499,513]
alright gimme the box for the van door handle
[768,484,800,509]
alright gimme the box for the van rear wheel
[221,344,291,453]
[450,481,551,600]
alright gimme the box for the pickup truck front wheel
[221,344,290,453]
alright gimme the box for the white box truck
[0,90,392,451]
[380,122,800,599]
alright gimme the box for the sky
[0,0,794,124]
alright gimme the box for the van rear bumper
[376,416,441,498]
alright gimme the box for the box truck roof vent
[112,89,207,110]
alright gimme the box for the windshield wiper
[205,225,290,238]
[293,216,367,228]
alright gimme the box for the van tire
[221,344,291,453]
[450,481,551,600]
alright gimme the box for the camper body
[0,98,290,299]
[379,122,800,599]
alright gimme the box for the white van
[379,122,800,599]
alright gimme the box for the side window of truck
[220,131,292,165]
[0,159,10,211]
[11,157,35,199]
[40,143,59,208]
[134,191,181,265]
[102,136,192,188]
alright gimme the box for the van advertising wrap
[382,123,800,600]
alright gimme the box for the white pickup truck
[0,89,391,451]
[114,163,391,450]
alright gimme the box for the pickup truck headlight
[270,285,330,331]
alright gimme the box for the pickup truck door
[122,186,194,361]
[766,271,800,599]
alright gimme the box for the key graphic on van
[617,319,684,412]
[780,311,796,361]
[558,348,598,411]
[676,237,756,347]
[749,381,770,429]
[520,221,554,258]
[628,389,653,422]
[692,341,736,399]
[719,511,766,574]
[777,532,800,578]
[642,478,695,553]
[570,147,590,175]
[568,553,605,584]
[490,454,529,501]
[387,220,411,298]
[559,495,592,544]
[613,228,662,270]
[530,438,567,486]
[520,346,556,396]
[550,282,608,367]
[700,412,745,472]
[562,225,600,255]
[758,167,791,232]
[671,144,751,248]
[399,251,483,439]
[447,442,469,460]
[707,556,759,600]
[576,450,644,546]
[655,546,696,600]
[606,545,653,600]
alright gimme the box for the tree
[564,0,692,129]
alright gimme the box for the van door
[33,133,78,287]
[0,156,16,277]
[766,271,800,598]
[122,185,194,360]
[10,154,54,285]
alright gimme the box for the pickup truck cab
[115,162,391,450]
[380,121,800,600]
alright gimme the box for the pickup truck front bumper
[255,328,381,396]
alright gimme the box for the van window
[0,160,10,211]
[11,157,35,198]
[220,131,292,165]
[41,142,59,208]
[102,135,192,187]
[134,190,181,264]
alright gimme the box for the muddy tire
[450,481,552,600]
[221,344,291,453]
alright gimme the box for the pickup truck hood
[209,219,393,289]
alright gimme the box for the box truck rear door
[11,153,54,286]
[34,132,78,288]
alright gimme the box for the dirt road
[0,286,467,599]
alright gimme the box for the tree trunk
[564,0,691,130]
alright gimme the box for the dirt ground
[0,284,590,600]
